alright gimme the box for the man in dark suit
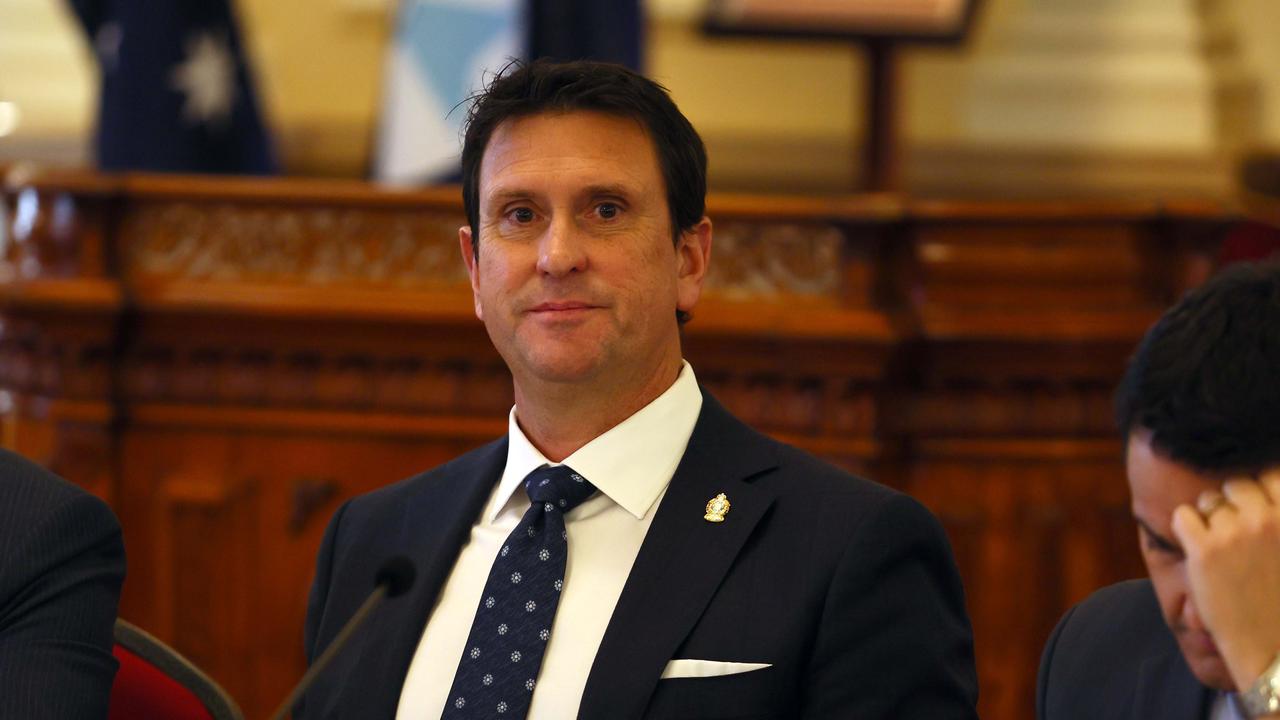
[301,60,978,720]
[0,449,126,719]
[1038,260,1280,719]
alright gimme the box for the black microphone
[269,556,417,720]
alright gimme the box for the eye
[511,207,536,223]
[1142,531,1183,559]
[596,202,620,219]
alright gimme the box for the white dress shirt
[396,362,703,719]
[1210,691,1246,720]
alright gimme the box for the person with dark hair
[0,449,126,719]
[1039,260,1280,719]
[459,59,708,325]
[302,59,978,719]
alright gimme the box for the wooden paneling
[0,169,1241,720]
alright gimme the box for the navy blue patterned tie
[440,465,597,719]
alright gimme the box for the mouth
[529,301,597,314]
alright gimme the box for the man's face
[460,111,710,396]
[1127,430,1235,689]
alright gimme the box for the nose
[1182,595,1207,632]
[536,216,587,277]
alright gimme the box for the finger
[1197,489,1226,514]
[1196,489,1235,525]
[1172,503,1209,550]
[1260,468,1280,503]
[1222,478,1267,516]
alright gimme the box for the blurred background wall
[1,0,1277,196]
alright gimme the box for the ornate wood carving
[121,339,512,412]
[124,202,469,287]
[706,220,845,299]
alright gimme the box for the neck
[513,356,683,462]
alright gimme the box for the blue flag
[376,0,523,183]
[374,0,642,184]
[68,0,276,174]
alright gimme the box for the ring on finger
[1197,491,1234,520]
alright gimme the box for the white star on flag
[170,31,235,127]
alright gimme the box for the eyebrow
[486,184,637,207]
[485,189,537,208]
[579,183,634,199]
[1135,518,1183,554]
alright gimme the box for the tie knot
[524,465,596,513]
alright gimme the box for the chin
[522,352,607,384]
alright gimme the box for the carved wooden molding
[108,339,886,440]
[0,313,116,400]
[121,343,515,415]
[123,201,470,287]
[0,172,1243,444]
[706,220,845,299]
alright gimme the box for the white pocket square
[660,659,772,680]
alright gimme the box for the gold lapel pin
[704,493,730,523]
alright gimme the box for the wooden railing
[0,168,1241,720]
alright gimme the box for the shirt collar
[1212,692,1246,720]
[488,361,702,522]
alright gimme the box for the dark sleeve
[296,499,350,719]
[802,492,979,719]
[0,490,126,719]
[303,499,350,664]
[1037,603,1077,720]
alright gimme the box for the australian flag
[67,0,277,174]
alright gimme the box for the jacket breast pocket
[642,666,791,720]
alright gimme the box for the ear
[459,225,483,321]
[675,216,712,316]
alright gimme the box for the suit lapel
[1130,649,1212,720]
[578,393,781,720]
[336,437,508,718]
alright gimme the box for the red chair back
[109,620,243,720]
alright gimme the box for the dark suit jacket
[302,391,978,719]
[0,449,126,720]
[1038,578,1214,720]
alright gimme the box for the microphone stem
[268,584,389,720]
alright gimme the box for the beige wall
[647,0,1022,175]
[236,0,391,176]
[649,16,861,191]
[0,0,96,164]
[1228,0,1280,144]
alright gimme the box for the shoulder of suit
[0,449,116,530]
[739,436,911,534]
[1041,578,1178,706]
[1059,578,1168,644]
[0,448,85,505]
[698,390,895,498]
[0,449,122,596]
